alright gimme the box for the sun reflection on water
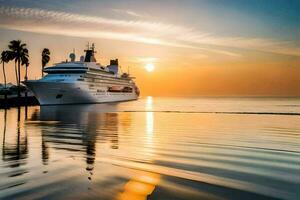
[117,172,160,200]
[145,96,153,111]
[146,112,153,136]
[145,96,154,151]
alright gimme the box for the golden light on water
[117,97,158,200]
[117,172,160,200]
[145,96,153,110]
[145,96,154,154]
[145,96,154,136]
[146,112,153,135]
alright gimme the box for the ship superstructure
[24,44,139,105]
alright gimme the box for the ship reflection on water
[1,102,162,200]
[38,106,120,175]
[1,97,300,200]
[37,104,160,200]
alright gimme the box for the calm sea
[0,97,299,200]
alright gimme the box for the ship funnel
[108,59,119,74]
[84,43,97,62]
[110,59,118,66]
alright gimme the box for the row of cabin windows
[91,87,133,93]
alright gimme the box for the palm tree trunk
[25,65,28,107]
[14,61,18,85]
[2,62,6,88]
[2,62,7,107]
[18,59,21,86]
[25,66,28,81]
[17,59,21,99]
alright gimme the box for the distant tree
[0,50,11,88]
[8,40,29,98]
[42,48,50,77]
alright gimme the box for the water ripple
[0,97,299,200]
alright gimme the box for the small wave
[277,105,300,107]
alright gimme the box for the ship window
[122,87,133,93]
[56,94,63,99]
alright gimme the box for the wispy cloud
[0,6,299,57]
[112,9,143,17]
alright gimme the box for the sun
[145,63,155,72]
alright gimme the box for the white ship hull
[24,44,140,105]
[25,81,138,105]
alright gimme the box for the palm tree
[0,50,13,105]
[42,48,50,77]
[21,56,29,106]
[8,40,29,98]
[21,55,29,81]
[0,50,11,88]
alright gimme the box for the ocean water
[0,97,299,200]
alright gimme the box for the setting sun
[145,63,155,72]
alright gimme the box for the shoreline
[0,95,39,108]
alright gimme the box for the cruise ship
[24,44,140,105]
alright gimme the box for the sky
[0,0,299,96]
